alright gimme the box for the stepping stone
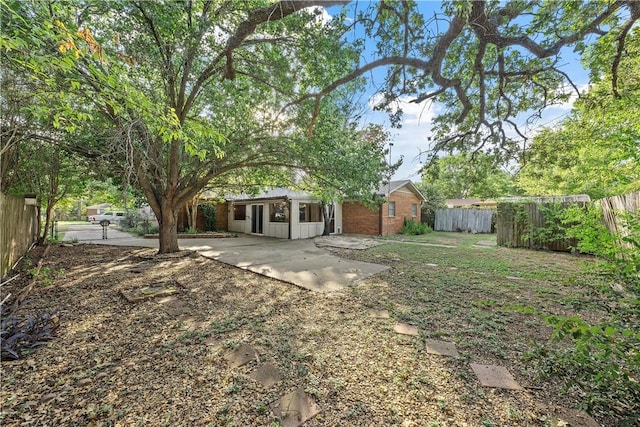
[369,309,390,319]
[551,407,600,427]
[225,343,258,368]
[470,363,523,390]
[270,387,321,427]
[394,323,420,336]
[426,263,438,267]
[249,362,282,388]
[505,276,522,281]
[425,339,459,357]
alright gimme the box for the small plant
[27,266,64,287]
[1,313,61,360]
[184,227,198,234]
[400,218,432,235]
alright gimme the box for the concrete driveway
[62,224,388,292]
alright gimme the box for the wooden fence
[600,191,640,249]
[496,195,590,251]
[1,193,39,279]
[434,208,494,233]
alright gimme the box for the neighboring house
[343,180,426,236]
[86,203,112,219]
[218,189,341,240]
[445,198,497,208]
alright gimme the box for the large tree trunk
[158,202,180,253]
[321,202,334,236]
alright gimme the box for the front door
[251,204,264,234]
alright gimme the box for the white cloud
[366,94,440,181]
[305,6,333,27]
[551,83,590,111]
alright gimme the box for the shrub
[400,218,432,235]
[200,204,217,231]
[563,205,639,291]
[526,205,640,422]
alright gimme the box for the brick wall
[215,202,228,231]
[342,201,381,235]
[382,191,422,235]
[177,202,227,231]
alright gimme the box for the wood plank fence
[496,195,590,251]
[600,191,640,249]
[434,208,494,233]
[1,193,39,279]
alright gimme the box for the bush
[200,204,217,231]
[563,205,639,291]
[400,218,432,235]
[525,205,640,422]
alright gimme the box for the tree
[3,1,637,252]
[422,153,517,199]
[303,1,639,159]
[5,136,86,242]
[415,183,445,228]
[2,0,356,252]
[517,28,640,199]
[297,113,395,235]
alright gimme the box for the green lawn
[380,230,497,248]
[343,232,638,424]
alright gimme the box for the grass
[380,230,497,248]
[344,233,636,423]
[2,235,636,426]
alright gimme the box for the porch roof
[225,188,316,203]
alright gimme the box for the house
[445,198,497,208]
[86,203,112,219]
[219,189,341,240]
[342,180,426,236]
[195,180,424,239]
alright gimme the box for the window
[233,204,246,220]
[299,203,322,223]
[270,202,289,222]
[388,201,396,217]
[411,203,418,217]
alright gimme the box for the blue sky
[323,1,591,182]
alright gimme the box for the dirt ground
[0,243,612,426]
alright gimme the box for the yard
[1,233,637,426]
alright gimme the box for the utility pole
[386,142,393,236]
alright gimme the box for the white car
[89,211,126,225]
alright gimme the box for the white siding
[228,219,248,234]
[264,221,289,239]
[228,199,341,240]
[333,203,343,235]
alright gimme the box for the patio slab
[270,387,321,427]
[225,343,258,368]
[199,237,387,293]
[470,363,523,390]
[425,339,459,357]
[394,323,420,336]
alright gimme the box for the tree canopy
[2,0,637,251]
[308,0,639,159]
[422,152,517,199]
[517,27,640,199]
[2,0,374,252]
